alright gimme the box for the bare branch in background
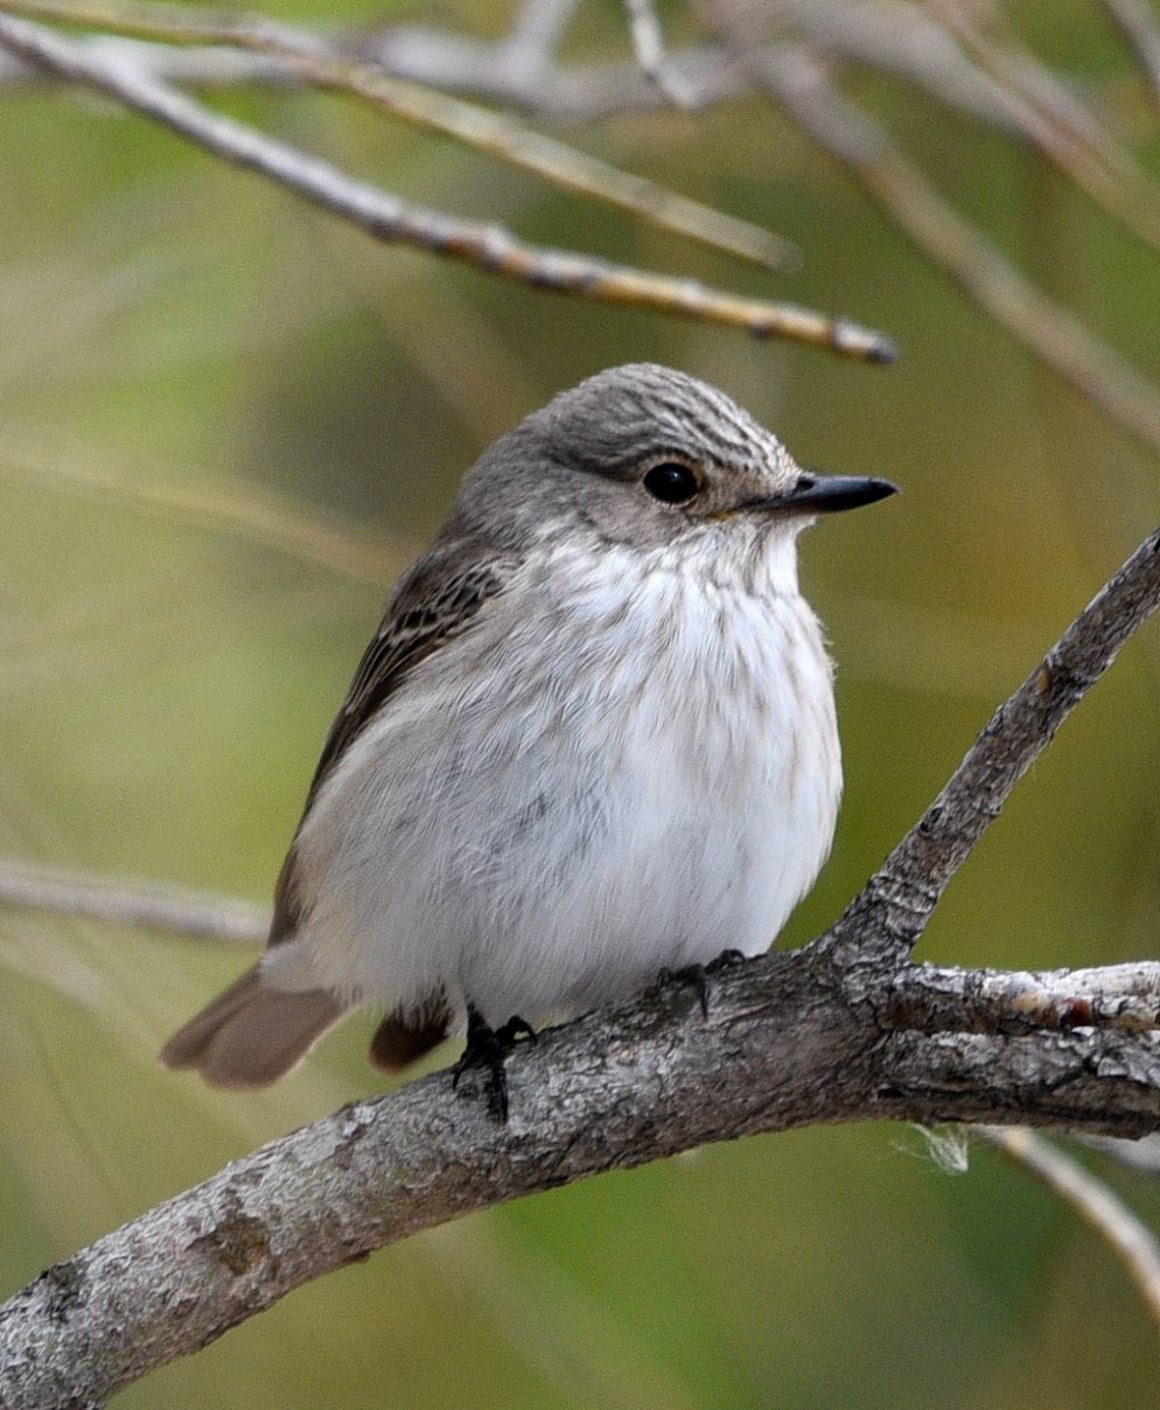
[980,1126,1160,1327]
[622,0,698,106]
[0,1,1031,133]
[1082,1132,1160,1173]
[0,859,266,943]
[0,14,895,359]
[0,445,404,587]
[934,0,1160,254]
[1100,0,1160,102]
[500,0,583,83]
[0,0,798,271]
[0,1,1027,132]
[734,44,1160,456]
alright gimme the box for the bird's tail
[160,963,349,1090]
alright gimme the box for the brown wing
[269,537,516,946]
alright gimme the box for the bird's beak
[751,472,899,516]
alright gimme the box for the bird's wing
[269,536,517,946]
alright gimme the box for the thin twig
[0,15,895,360]
[500,0,582,82]
[0,6,1034,133]
[373,3,1028,131]
[0,445,402,588]
[829,527,1160,961]
[0,0,799,271]
[0,858,267,942]
[622,0,697,106]
[979,1126,1160,1328]
[745,44,1160,455]
[1081,1132,1160,1174]
[934,0,1160,253]
[1100,0,1160,102]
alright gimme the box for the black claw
[496,1015,538,1047]
[659,951,748,1017]
[658,963,711,1018]
[451,1008,538,1122]
[706,948,747,975]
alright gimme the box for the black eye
[642,462,701,505]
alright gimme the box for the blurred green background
[1,1,1158,1406]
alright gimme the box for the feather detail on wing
[268,536,517,947]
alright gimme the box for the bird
[161,363,896,1116]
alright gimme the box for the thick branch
[0,946,1158,1409]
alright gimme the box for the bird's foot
[451,1007,537,1122]
[495,1015,538,1048]
[658,950,748,1018]
[706,948,747,975]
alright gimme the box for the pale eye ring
[642,462,701,505]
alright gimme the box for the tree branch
[738,42,1160,457]
[933,0,1160,255]
[828,526,1160,960]
[0,946,1157,1408]
[0,0,800,272]
[1,520,1159,1406]
[979,1126,1160,1327]
[0,858,266,943]
[0,12,895,360]
[1100,0,1160,103]
[0,3,1029,134]
[622,0,697,107]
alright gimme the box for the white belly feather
[269,540,842,1028]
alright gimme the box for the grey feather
[159,965,345,1090]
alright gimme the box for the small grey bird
[162,364,895,1113]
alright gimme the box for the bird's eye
[642,462,701,505]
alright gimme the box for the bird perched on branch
[162,363,896,1117]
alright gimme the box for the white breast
[273,535,842,1028]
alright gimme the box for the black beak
[757,471,899,516]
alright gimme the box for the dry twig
[622,0,697,106]
[1100,0,1160,101]
[0,858,267,943]
[0,13,895,360]
[0,0,799,271]
[0,445,403,587]
[0,1,1028,133]
[934,0,1160,253]
[741,44,1160,456]
[980,1126,1160,1328]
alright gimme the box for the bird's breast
[291,548,843,1018]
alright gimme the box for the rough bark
[0,949,1158,1410]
